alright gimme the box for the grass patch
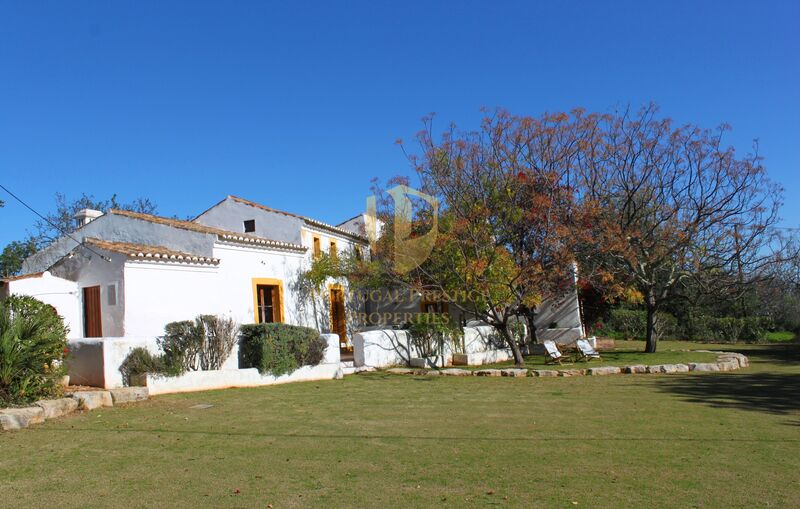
[1,342,798,508]
[473,340,719,370]
[766,330,795,342]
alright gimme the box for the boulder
[0,407,45,430]
[558,369,586,377]
[532,370,559,377]
[716,360,740,372]
[587,366,621,376]
[386,368,415,375]
[35,398,78,419]
[623,365,647,374]
[501,368,528,377]
[410,357,439,369]
[717,354,748,369]
[70,390,113,410]
[689,363,720,372]
[451,354,469,366]
[475,369,503,377]
[333,367,344,380]
[648,364,689,374]
[440,368,473,377]
[110,387,149,404]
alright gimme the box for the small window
[329,240,337,260]
[256,284,281,323]
[354,245,362,261]
[107,284,117,306]
[313,236,321,258]
[243,219,256,233]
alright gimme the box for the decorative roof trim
[84,238,220,266]
[108,209,306,251]
[216,234,307,252]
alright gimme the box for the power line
[0,183,111,262]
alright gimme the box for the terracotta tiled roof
[84,238,221,265]
[227,196,369,242]
[108,209,306,252]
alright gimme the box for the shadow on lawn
[654,372,800,421]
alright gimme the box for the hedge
[239,323,327,376]
[600,308,772,343]
[604,309,676,341]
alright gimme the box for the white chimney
[74,208,104,228]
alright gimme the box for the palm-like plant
[0,296,69,405]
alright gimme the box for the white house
[2,196,370,354]
[1,195,586,389]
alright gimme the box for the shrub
[118,347,172,386]
[118,314,238,386]
[407,312,464,357]
[0,295,69,405]
[239,323,327,376]
[682,314,771,343]
[603,308,676,340]
[606,309,646,340]
[740,316,771,342]
[160,315,239,372]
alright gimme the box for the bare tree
[574,105,784,352]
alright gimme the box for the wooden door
[83,286,103,337]
[330,288,349,351]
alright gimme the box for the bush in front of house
[118,347,174,386]
[0,295,69,405]
[239,323,327,376]
[160,315,239,372]
[119,314,239,386]
[407,312,464,357]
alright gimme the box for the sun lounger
[576,338,601,361]
[543,340,570,365]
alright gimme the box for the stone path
[383,351,749,379]
[1,387,149,431]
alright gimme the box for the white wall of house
[49,249,127,337]
[212,242,310,327]
[2,272,81,337]
[123,261,221,337]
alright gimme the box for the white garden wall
[144,363,341,396]
[353,325,513,368]
[66,333,340,390]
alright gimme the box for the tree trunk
[645,303,658,353]
[500,325,526,367]
[523,307,539,345]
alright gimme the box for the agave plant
[0,295,69,405]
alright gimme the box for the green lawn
[476,341,719,370]
[2,342,799,508]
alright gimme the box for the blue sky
[1,1,798,247]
